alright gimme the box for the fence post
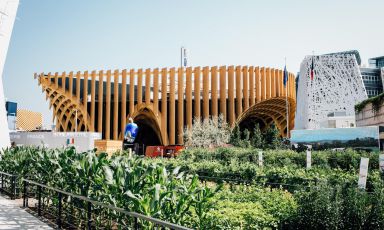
[23,180,26,207]
[1,174,3,190]
[38,186,41,216]
[87,201,92,230]
[134,217,139,230]
[11,175,16,199]
[57,192,62,229]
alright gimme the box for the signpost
[306,149,312,169]
[258,151,263,167]
[358,157,369,189]
[379,154,384,172]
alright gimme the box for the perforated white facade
[295,54,368,130]
[0,0,19,149]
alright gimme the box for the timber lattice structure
[36,66,296,145]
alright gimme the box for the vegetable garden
[1,146,384,229]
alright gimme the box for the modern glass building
[360,67,382,97]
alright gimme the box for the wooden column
[169,68,176,145]
[228,66,235,126]
[54,72,59,89]
[186,67,192,129]
[271,69,276,98]
[113,70,119,140]
[76,71,81,103]
[260,67,266,100]
[83,71,89,131]
[129,69,135,116]
[194,67,201,119]
[121,69,127,139]
[275,69,280,97]
[153,68,159,115]
[255,67,261,102]
[145,68,151,105]
[266,68,271,99]
[177,68,184,144]
[235,66,242,118]
[161,68,167,144]
[210,66,218,120]
[105,70,111,140]
[219,66,227,120]
[202,66,209,120]
[68,71,73,97]
[137,69,143,105]
[61,72,66,92]
[90,71,96,131]
[243,66,249,111]
[47,72,52,87]
[249,66,255,106]
[97,70,104,133]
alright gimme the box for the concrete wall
[10,132,102,152]
[356,103,384,127]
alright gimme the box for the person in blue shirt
[124,117,138,143]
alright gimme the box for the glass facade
[360,67,382,97]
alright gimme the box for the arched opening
[237,98,294,137]
[238,116,270,134]
[132,108,163,147]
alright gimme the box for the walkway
[0,194,52,230]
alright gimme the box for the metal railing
[22,178,192,230]
[0,171,18,199]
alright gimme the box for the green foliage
[251,124,264,149]
[146,147,384,229]
[355,92,384,113]
[184,115,230,148]
[263,124,281,149]
[0,147,220,228]
[230,124,242,147]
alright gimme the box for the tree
[183,114,230,148]
[238,128,251,148]
[251,123,264,149]
[263,123,280,149]
[230,124,241,147]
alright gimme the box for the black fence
[22,179,192,230]
[0,171,18,199]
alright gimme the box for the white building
[0,0,19,149]
[295,53,368,130]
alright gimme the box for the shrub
[184,114,230,148]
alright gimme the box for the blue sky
[3,0,384,127]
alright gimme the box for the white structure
[10,132,102,152]
[0,0,19,149]
[319,112,355,129]
[295,54,368,130]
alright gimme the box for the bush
[184,114,230,148]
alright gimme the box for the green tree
[251,124,264,149]
[230,124,241,146]
[239,128,251,148]
[263,123,280,149]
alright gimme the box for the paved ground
[0,194,52,230]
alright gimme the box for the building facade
[36,66,296,146]
[0,0,19,149]
[295,53,367,130]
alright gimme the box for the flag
[310,56,314,80]
[283,65,288,87]
[67,138,74,145]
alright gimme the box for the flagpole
[285,57,289,138]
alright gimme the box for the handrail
[0,171,18,199]
[22,178,192,230]
[0,171,17,177]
